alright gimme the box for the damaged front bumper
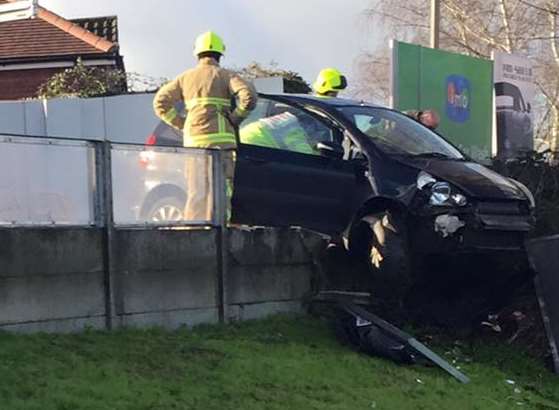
[410,202,535,254]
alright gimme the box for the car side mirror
[316,141,344,159]
[526,102,531,113]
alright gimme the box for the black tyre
[349,210,412,305]
[143,196,185,223]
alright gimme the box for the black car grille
[462,229,525,250]
[476,201,524,215]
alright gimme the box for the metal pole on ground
[430,0,440,49]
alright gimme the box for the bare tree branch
[499,0,514,52]
[517,0,558,15]
[549,1,559,66]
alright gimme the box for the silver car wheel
[151,204,183,222]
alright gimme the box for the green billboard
[392,41,493,161]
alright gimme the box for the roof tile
[0,0,118,60]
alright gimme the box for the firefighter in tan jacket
[153,31,257,222]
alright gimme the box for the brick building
[0,0,124,100]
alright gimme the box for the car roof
[258,93,382,110]
[495,82,522,97]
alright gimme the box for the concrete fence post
[95,140,116,330]
[212,149,229,323]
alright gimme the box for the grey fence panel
[111,143,215,226]
[24,100,46,136]
[80,98,106,139]
[44,98,82,138]
[0,136,95,225]
[0,101,25,134]
[104,94,159,144]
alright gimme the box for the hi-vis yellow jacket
[153,57,257,148]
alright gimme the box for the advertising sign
[391,41,494,161]
[493,52,535,158]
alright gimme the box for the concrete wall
[0,228,106,333]
[227,228,319,321]
[0,227,324,333]
[111,229,220,329]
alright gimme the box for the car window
[239,100,334,156]
[240,99,270,128]
[340,106,464,159]
[496,95,515,109]
[495,82,526,111]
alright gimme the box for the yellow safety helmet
[313,68,347,95]
[193,31,226,56]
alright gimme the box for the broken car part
[434,214,466,238]
[526,235,559,374]
[340,301,470,383]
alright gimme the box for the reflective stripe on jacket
[153,57,257,148]
[240,112,315,154]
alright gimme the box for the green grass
[1,315,558,410]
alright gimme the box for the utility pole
[430,0,440,49]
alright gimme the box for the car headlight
[417,172,468,207]
[430,182,451,205]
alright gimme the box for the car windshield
[496,95,515,109]
[339,106,464,159]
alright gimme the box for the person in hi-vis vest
[153,31,257,221]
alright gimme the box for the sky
[39,0,381,88]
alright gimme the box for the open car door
[231,97,360,235]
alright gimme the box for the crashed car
[144,93,536,300]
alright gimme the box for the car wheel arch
[351,196,408,226]
[345,196,409,249]
[345,196,414,307]
[139,184,186,219]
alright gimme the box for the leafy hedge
[492,158,559,237]
[38,58,127,99]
